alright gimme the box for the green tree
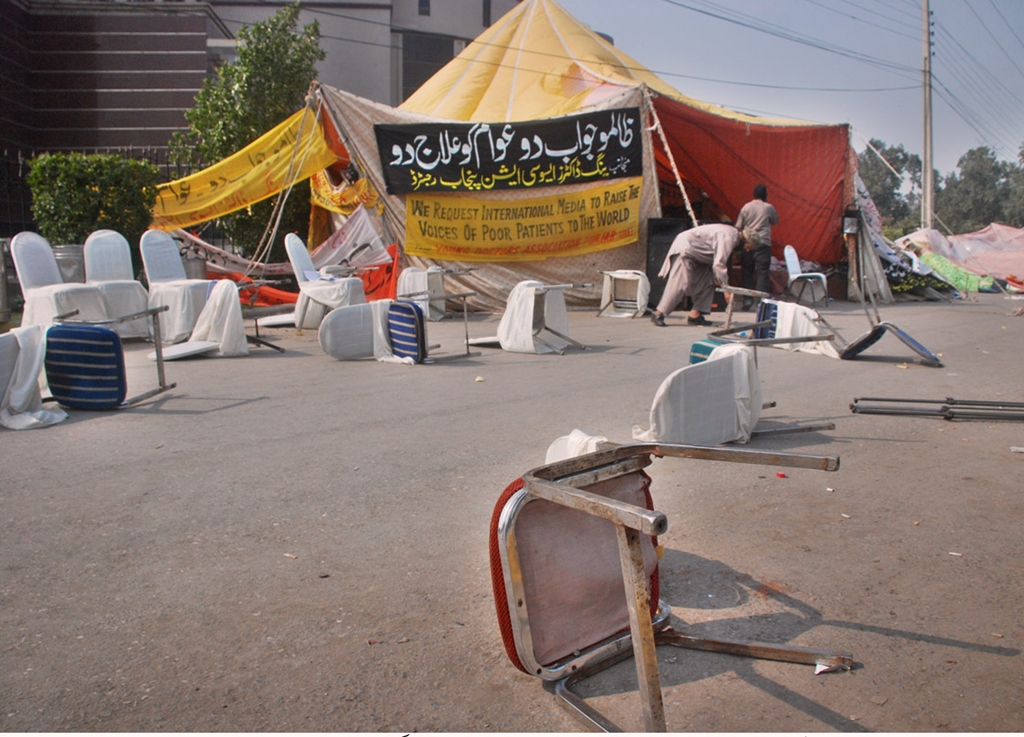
[27,152,160,275]
[169,3,325,262]
[857,139,922,235]
[934,147,1013,233]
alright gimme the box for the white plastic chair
[84,230,150,339]
[783,245,828,307]
[140,230,213,343]
[285,233,366,333]
[632,344,763,446]
[597,270,650,318]
[494,281,584,354]
[396,266,447,321]
[10,232,108,329]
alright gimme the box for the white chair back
[11,232,63,290]
[140,230,188,283]
[84,230,134,282]
[783,245,803,280]
[285,233,317,283]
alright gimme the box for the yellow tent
[151,0,853,307]
[400,0,792,127]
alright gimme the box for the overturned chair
[44,305,174,410]
[635,343,835,446]
[597,269,650,318]
[471,280,586,354]
[397,266,479,356]
[318,298,465,364]
[490,443,851,732]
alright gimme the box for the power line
[853,0,920,24]
[808,0,918,40]
[962,0,1024,84]
[933,21,1024,142]
[221,10,917,96]
[658,0,920,75]
[986,0,1024,57]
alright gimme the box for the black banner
[374,107,643,194]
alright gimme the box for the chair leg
[295,297,309,335]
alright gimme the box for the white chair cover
[0,327,68,430]
[497,281,571,354]
[286,233,366,330]
[140,230,213,343]
[188,279,249,357]
[11,232,108,329]
[299,277,366,311]
[545,429,610,463]
[770,300,841,358]
[632,344,762,445]
[84,230,149,339]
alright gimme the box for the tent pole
[645,88,698,228]
[315,86,399,250]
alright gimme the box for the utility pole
[921,0,934,230]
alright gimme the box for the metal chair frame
[49,305,174,409]
[498,443,851,732]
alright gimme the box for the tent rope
[242,88,325,278]
[644,88,698,227]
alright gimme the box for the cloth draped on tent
[146,0,856,311]
[151,105,341,232]
[398,0,852,266]
[319,84,661,309]
[895,224,1024,285]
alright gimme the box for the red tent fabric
[652,93,854,265]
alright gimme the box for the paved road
[2,293,1022,731]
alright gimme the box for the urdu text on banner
[152,108,337,230]
[404,177,643,262]
[375,108,643,195]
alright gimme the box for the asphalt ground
[2,292,1022,732]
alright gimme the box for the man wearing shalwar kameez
[650,223,756,327]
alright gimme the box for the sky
[557,0,1024,178]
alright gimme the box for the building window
[419,0,430,16]
[483,0,491,26]
[402,33,452,100]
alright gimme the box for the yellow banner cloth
[151,107,338,230]
[405,177,642,262]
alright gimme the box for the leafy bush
[27,152,159,274]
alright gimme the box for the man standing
[650,223,754,327]
[734,183,779,306]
